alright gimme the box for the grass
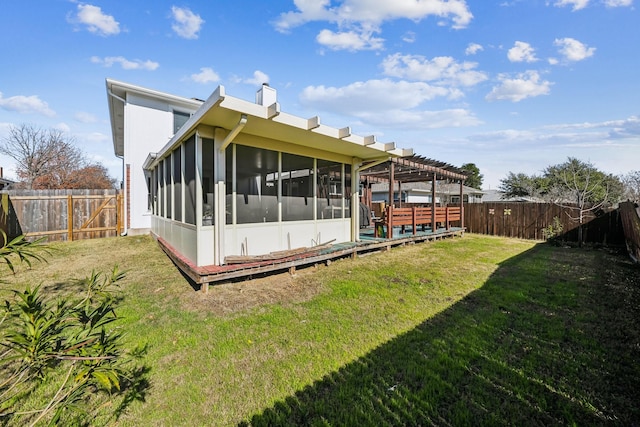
[1,234,639,425]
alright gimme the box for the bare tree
[0,124,115,189]
[544,158,623,245]
[621,170,640,202]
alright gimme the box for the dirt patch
[183,265,330,316]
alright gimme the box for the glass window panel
[173,110,190,134]
[235,145,278,224]
[158,161,164,217]
[146,172,152,212]
[202,138,214,226]
[165,153,172,219]
[150,168,157,214]
[173,147,182,222]
[317,159,343,219]
[282,153,314,221]
[184,137,196,225]
[345,164,352,218]
[225,145,233,224]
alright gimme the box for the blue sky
[1,0,638,189]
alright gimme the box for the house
[369,181,482,205]
[0,168,13,190]
[106,79,413,268]
[481,189,545,203]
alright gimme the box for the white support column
[351,159,360,242]
[313,158,318,221]
[194,133,202,229]
[214,127,227,266]
[278,152,283,222]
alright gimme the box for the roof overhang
[146,84,414,170]
[106,79,203,158]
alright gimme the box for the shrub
[542,216,564,242]
[0,233,147,425]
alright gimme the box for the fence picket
[463,202,624,244]
[0,189,122,242]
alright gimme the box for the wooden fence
[619,201,640,262]
[1,189,122,243]
[463,202,625,245]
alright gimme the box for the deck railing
[374,205,462,238]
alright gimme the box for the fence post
[412,206,417,235]
[67,194,73,241]
[446,206,450,230]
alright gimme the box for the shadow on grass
[242,245,640,426]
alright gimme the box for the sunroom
[142,84,413,268]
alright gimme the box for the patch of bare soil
[184,264,330,316]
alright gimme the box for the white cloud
[316,29,384,51]
[190,67,220,84]
[91,56,159,70]
[554,37,595,62]
[300,79,462,118]
[274,0,473,51]
[465,43,483,55]
[603,0,633,6]
[507,41,538,63]
[381,53,488,87]
[74,111,97,123]
[275,0,473,31]
[553,0,590,10]
[544,115,640,138]
[54,122,71,133]
[486,70,552,102]
[554,0,633,8]
[243,70,271,86]
[0,92,55,117]
[71,4,120,36]
[301,86,483,128]
[82,132,111,145]
[356,108,483,129]
[171,6,204,39]
[402,31,416,43]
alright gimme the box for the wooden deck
[155,225,465,292]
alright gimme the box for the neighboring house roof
[371,181,484,196]
[0,177,14,190]
[106,79,414,166]
[481,189,544,202]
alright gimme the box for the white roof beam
[266,102,280,119]
[307,116,320,130]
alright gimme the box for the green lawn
[1,234,639,425]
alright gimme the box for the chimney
[0,167,3,178]
[256,83,277,106]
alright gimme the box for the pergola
[359,155,468,208]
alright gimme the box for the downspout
[219,114,248,152]
[107,89,129,236]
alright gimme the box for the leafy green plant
[0,234,148,426]
[542,216,564,242]
[0,231,48,275]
